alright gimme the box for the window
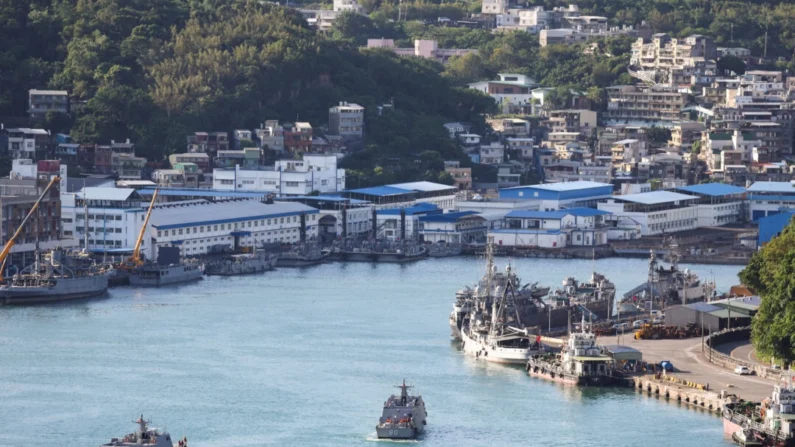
[193,228,197,234]
[178,229,183,235]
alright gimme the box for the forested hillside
[0,0,493,184]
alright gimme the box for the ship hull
[376,426,421,439]
[723,416,744,437]
[130,265,203,287]
[526,361,618,386]
[460,327,537,364]
[275,252,329,267]
[1,275,109,305]
[517,299,612,332]
[205,256,276,276]
[338,246,427,263]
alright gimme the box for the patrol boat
[376,380,427,440]
[100,414,183,447]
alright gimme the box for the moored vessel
[129,260,203,287]
[526,317,618,386]
[335,238,427,263]
[205,252,277,276]
[375,380,427,440]
[100,414,184,447]
[723,381,795,446]
[275,242,329,267]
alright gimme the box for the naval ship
[0,248,112,305]
[0,176,113,305]
[205,251,278,276]
[621,243,716,314]
[376,380,427,440]
[334,238,428,263]
[100,414,183,447]
[275,242,329,267]
[546,272,616,321]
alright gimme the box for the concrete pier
[631,375,729,414]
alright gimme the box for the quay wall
[632,376,727,414]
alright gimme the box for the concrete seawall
[632,376,729,414]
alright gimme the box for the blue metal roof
[139,188,267,198]
[379,202,440,216]
[502,181,612,192]
[419,211,481,222]
[676,183,746,197]
[505,210,571,219]
[612,191,698,205]
[562,207,612,217]
[347,186,412,197]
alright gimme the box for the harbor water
[0,257,742,446]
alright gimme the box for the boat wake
[365,433,421,443]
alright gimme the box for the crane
[0,176,60,281]
[127,189,159,267]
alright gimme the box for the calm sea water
[0,257,743,447]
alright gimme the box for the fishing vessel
[375,380,427,440]
[526,317,618,386]
[723,381,795,446]
[459,239,543,364]
[275,242,329,267]
[100,414,184,447]
[205,252,278,276]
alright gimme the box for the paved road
[601,334,774,401]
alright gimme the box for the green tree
[740,221,795,364]
[717,55,747,75]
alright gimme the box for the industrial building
[497,181,613,211]
[674,183,746,227]
[597,191,700,236]
[747,181,795,221]
[418,211,487,244]
[664,297,759,331]
[343,181,458,210]
[277,195,372,242]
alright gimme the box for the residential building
[631,33,717,71]
[597,125,648,156]
[540,28,588,46]
[366,39,477,64]
[718,47,751,61]
[329,102,365,138]
[702,129,761,171]
[283,122,313,153]
[497,164,521,188]
[498,181,613,211]
[234,130,253,149]
[333,0,364,12]
[28,89,69,119]
[604,85,689,124]
[544,109,597,137]
[6,128,49,160]
[54,142,79,165]
[257,120,285,152]
[213,154,345,195]
[479,142,504,165]
[668,121,705,150]
[443,122,468,138]
[444,161,472,190]
[597,190,700,235]
[674,183,746,226]
[152,162,200,189]
[298,9,340,32]
[169,153,211,173]
[112,153,146,180]
[215,148,261,169]
[488,117,531,137]
[611,139,647,163]
[187,132,229,156]
[419,211,487,243]
[469,74,539,111]
[482,0,509,14]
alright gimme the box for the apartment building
[257,120,285,152]
[366,39,477,65]
[604,85,688,124]
[213,154,344,195]
[28,89,69,119]
[187,132,229,156]
[329,102,365,138]
[283,122,313,153]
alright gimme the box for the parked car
[734,365,751,375]
[612,322,630,331]
[632,319,649,329]
[660,361,674,372]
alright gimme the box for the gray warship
[205,252,278,276]
[100,414,183,447]
[275,242,329,267]
[129,247,203,287]
[449,249,549,339]
[546,272,616,321]
[1,248,112,305]
[334,238,427,263]
[375,380,427,440]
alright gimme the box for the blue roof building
[342,182,457,209]
[747,181,795,221]
[498,181,613,211]
[758,210,795,245]
[673,183,746,227]
[419,211,487,244]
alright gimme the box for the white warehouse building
[213,154,345,196]
[61,188,149,254]
[148,200,319,259]
[597,191,700,236]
